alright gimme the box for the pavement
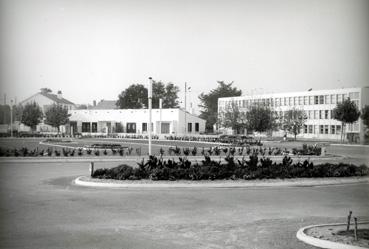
[1,160,369,249]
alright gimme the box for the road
[0,161,368,249]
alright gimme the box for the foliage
[361,105,369,128]
[44,104,70,132]
[21,102,43,131]
[332,99,361,142]
[199,81,242,132]
[92,155,368,181]
[116,81,180,109]
[246,105,276,133]
[282,108,307,140]
[218,101,247,134]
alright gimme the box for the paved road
[0,161,368,249]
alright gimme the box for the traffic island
[297,222,369,249]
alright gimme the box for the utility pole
[148,77,153,156]
[159,98,162,135]
[184,82,187,136]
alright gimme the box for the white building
[68,108,206,137]
[218,87,369,142]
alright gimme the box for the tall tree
[218,102,247,134]
[361,105,369,129]
[282,108,307,140]
[199,81,242,132]
[332,98,360,142]
[21,102,43,131]
[116,81,180,109]
[245,105,276,134]
[45,104,71,133]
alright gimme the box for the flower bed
[92,155,368,181]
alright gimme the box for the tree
[218,102,247,134]
[282,108,307,140]
[332,98,360,142]
[116,81,180,109]
[199,81,242,132]
[21,102,43,131]
[246,105,276,134]
[44,104,71,133]
[0,105,10,124]
[361,105,369,129]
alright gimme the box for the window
[142,123,147,132]
[331,94,336,104]
[82,122,91,132]
[314,110,319,119]
[320,125,324,134]
[325,95,330,104]
[314,96,319,105]
[325,125,329,134]
[304,125,308,133]
[319,110,323,119]
[91,122,97,133]
[336,125,341,134]
[242,100,246,108]
[349,92,359,99]
[294,97,297,106]
[298,96,303,105]
[331,125,336,134]
[126,123,136,133]
[319,95,324,104]
[308,125,313,134]
[309,96,314,105]
[304,96,308,105]
[343,94,348,100]
[195,123,199,132]
[337,94,343,103]
[325,110,329,119]
[314,125,319,134]
[284,97,287,106]
[288,97,292,106]
[188,123,192,132]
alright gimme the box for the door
[126,123,136,133]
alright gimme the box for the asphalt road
[0,161,368,249]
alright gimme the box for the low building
[68,108,206,136]
[218,86,369,142]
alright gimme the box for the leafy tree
[13,104,24,121]
[246,105,276,134]
[199,81,242,132]
[361,105,369,129]
[332,98,360,142]
[44,104,71,133]
[116,81,180,109]
[282,108,307,140]
[21,102,43,131]
[218,101,247,134]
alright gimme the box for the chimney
[57,90,62,99]
[93,100,96,106]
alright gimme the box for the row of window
[220,92,360,109]
[302,125,342,135]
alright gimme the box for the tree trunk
[341,121,344,143]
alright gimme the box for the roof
[40,92,75,105]
[91,100,118,110]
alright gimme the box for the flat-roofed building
[68,108,206,137]
[218,87,369,142]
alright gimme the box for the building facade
[218,87,369,142]
[68,108,206,137]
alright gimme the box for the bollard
[347,210,352,231]
[89,162,94,177]
[354,217,358,241]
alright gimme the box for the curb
[296,222,369,249]
[74,176,369,189]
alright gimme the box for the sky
[0,0,368,113]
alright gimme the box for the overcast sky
[0,0,368,112]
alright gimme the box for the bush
[91,155,368,181]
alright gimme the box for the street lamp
[184,82,191,136]
[10,99,13,138]
[148,77,153,156]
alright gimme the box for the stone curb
[74,176,369,189]
[296,222,369,249]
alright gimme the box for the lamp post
[184,82,191,136]
[148,77,153,156]
[159,98,162,135]
[10,99,13,138]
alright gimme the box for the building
[218,87,369,142]
[68,108,206,136]
[19,89,76,133]
[90,100,118,110]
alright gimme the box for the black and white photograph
[0,0,368,248]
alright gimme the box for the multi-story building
[218,87,369,142]
[68,108,206,137]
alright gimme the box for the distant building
[19,89,76,133]
[218,86,369,142]
[90,100,118,110]
[68,108,205,136]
